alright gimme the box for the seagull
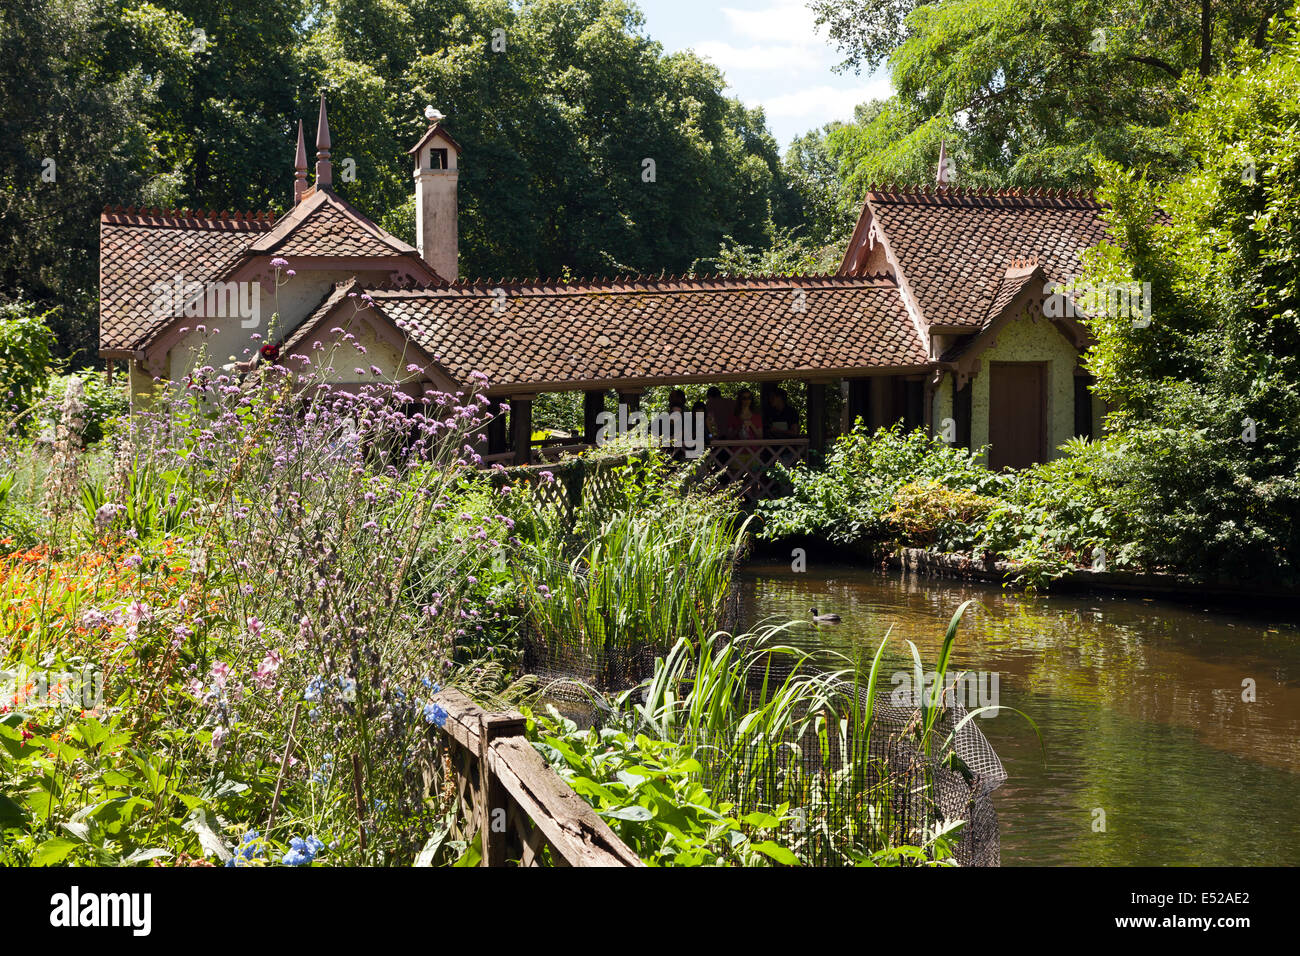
[424,105,445,123]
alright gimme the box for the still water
[736,560,1300,866]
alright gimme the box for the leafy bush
[759,422,1003,545]
[884,481,1000,551]
[529,707,800,866]
[1077,18,1300,578]
[44,372,129,445]
[0,302,57,429]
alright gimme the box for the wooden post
[510,397,533,465]
[617,389,641,413]
[583,389,606,445]
[806,381,826,459]
[477,710,527,866]
[428,688,642,867]
[487,405,507,454]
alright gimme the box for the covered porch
[480,370,934,504]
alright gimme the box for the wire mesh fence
[523,623,1005,867]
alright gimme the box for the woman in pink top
[728,389,763,474]
[728,390,761,438]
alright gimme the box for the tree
[1078,10,1300,575]
[807,0,1288,188]
[0,0,163,364]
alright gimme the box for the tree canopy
[0,0,793,363]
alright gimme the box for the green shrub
[0,302,57,429]
[758,422,1003,545]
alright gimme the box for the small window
[430,147,449,170]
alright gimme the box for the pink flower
[254,651,282,689]
[210,661,231,691]
[126,600,150,625]
[188,678,206,698]
[247,615,263,638]
[211,725,227,750]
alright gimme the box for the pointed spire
[936,139,952,189]
[294,119,309,204]
[315,93,332,189]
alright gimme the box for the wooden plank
[478,711,527,866]
[488,736,644,867]
[428,687,491,751]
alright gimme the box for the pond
[736,559,1300,866]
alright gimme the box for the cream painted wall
[293,314,418,387]
[932,372,954,437]
[969,316,1079,462]
[929,316,1087,462]
[143,269,398,398]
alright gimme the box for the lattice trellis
[698,439,809,506]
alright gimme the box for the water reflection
[736,560,1300,866]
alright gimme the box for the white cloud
[720,3,820,44]
[694,40,821,73]
[761,80,893,122]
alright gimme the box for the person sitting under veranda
[706,386,735,440]
[764,387,799,438]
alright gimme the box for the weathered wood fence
[426,687,643,867]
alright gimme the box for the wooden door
[987,362,1046,469]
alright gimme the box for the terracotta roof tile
[844,187,1110,329]
[99,207,274,352]
[251,190,417,259]
[310,273,926,390]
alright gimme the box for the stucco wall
[932,372,954,438]
[161,271,359,383]
[969,315,1079,462]
[292,313,416,387]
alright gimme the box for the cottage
[98,95,1108,471]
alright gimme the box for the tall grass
[589,602,1017,865]
[516,476,747,666]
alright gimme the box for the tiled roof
[983,258,1044,325]
[248,189,419,260]
[99,207,274,352]
[843,187,1110,329]
[321,273,926,391]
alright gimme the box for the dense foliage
[1076,16,1300,578]
[805,0,1284,189]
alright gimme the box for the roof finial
[294,119,309,204]
[315,93,332,188]
[936,139,952,189]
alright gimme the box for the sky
[633,0,893,149]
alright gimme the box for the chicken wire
[523,626,1004,867]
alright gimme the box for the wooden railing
[480,438,809,505]
[698,438,809,506]
[426,688,643,867]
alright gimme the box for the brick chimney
[408,110,460,282]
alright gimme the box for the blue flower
[226,830,263,866]
[281,834,325,866]
[423,702,448,727]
